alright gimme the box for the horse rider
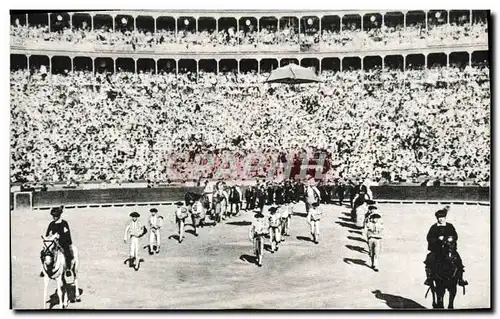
[124,212,146,269]
[347,180,357,208]
[364,211,383,272]
[248,208,268,267]
[148,208,162,254]
[41,206,75,277]
[424,208,468,287]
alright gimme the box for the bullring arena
[10,8,491,310]
[11,199,490,309]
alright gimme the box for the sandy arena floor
[11,202,490,309]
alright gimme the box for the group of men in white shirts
[123,177,382,270]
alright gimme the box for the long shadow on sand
[226,221,252,226]
[264,244,278,252]
[372,289,426,309]
[348,230,363,235]
[296,236,314,243]
[346,244,368,254]
[343,257,371,269]
[168,234,180,241]
[347,236,366,243]
[239,254,258,265]
[338,216,354,223]
[335,221,358,230]
[47,287,84,309]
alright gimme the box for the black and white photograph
[9,8,491,310]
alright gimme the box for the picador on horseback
[424,207,468,287]
[40,206,75,277]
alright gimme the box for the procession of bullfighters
[10,9,491,310]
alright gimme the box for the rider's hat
[370,213,381,219]
[130,212,140,218]
[435,209,447,218]
[50,206,63,217]
[268,206,278,214]
[368,205,378,211]
[175,201,184,206]
[150,208,158,213]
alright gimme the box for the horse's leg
[61,274,68,308]
[431,285,437,309]
[448,281,457,309]
[56,276,64,309]
[43,274,49,309]
[436,284,445,308]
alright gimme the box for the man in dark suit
[284,180,294,204]
[275,182,284,205]
[266,182,275,205]
[336,180,346,206]
[245,186,254,211]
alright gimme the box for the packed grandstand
[10,10,490,187]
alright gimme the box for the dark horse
[185,192,210,210]
[351,193,367,223]
[427,236,462,309]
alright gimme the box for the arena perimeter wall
[25,186,490,209]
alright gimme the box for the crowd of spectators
[10,19,488,52]
[10,64,490,186]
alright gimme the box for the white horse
[40,236,80,309]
